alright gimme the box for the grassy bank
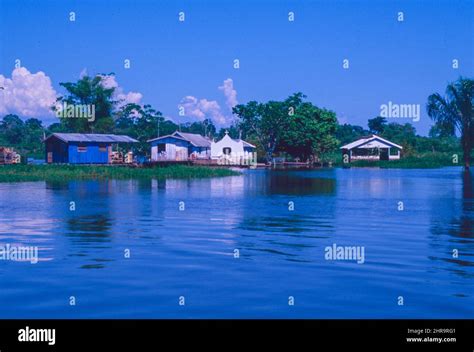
[339,153,459,169]
[0,164,240,183]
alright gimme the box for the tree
[234,93,338,162]
[368,116,387,134]
[233,99,289,162]
[336,123,369,146]
[115,103,166,156]
[279,94,338,160]
[159,120,180,137]
[427,77,474,169]
[0,114,25,145]
[54,74,117,133]
[381,122,417,155]
[429,121,456,139]
[47,122,68,134]
[216,123,240,140]
[23,118,45,153]
[182,119,216,137]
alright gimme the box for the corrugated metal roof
[173,132,211,147]
[147,134,188,143]
[340,135,402,150]
[340,136,373,150]
[45,133,138,143]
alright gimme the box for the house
[211,131,256,164]
[44,133,138,164]
[148,131,211,161]
[340,135,402,162]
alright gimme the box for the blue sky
[0,0,472,134]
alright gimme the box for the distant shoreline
[0,160,465,183]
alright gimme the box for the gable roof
[213,132,256,149]
[236,139,256,148]
[44,133,138,143]
[173,132,211,147]
[148,131,211,147]
[340,135,402,150]
[147,134,189,143]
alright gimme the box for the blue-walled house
[148,131,211,161]
[44,133,138,164]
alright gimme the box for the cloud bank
[0,67,57,118]
[218,78,238,110]
[0,68,143,121]
[179,78,238,125]
[99,74,143,106]
[179,96,227,125]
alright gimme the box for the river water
[0,168,472,318]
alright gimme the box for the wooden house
[44,133,138,164]
[340,135,402,162]
[148,131,211,161]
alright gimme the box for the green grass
[340,152,460,169]
[0,164,240,183]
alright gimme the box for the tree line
[0,75,472,168]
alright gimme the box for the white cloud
[79,68,88,78]
[179,96,226,124]
[0,69,143,122]
[98,74,143,106]
[0,67,57,118]
[178,78,238,125]
[119,91,142,105]
[218,78,238,110]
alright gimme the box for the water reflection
[51,180,121,270]
[65,214,114,269]
[236,171,336,262]
[1,168,473,317]
[429,170,474,279]
[453,170,474,239]
[256,170,336,196]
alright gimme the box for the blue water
[0,168,472,318]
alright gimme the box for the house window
[158,144,166,153]
[99,144,107,152]
[77,145,87,152]
[223,147,231,155]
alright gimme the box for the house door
[379,148,389,161]
[47,152,53,163]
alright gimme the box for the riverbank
[348,154,457,169]
[0,164,240,182]
[330,152,460,169]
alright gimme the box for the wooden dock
[141,159,333,169]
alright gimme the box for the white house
[211,132,256,165]
[148,131,211,161]
[340,135,402,161]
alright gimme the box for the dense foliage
[0,75,470,167]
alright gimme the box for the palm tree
[427,77,474,169]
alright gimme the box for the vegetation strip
[0,165,240,183]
